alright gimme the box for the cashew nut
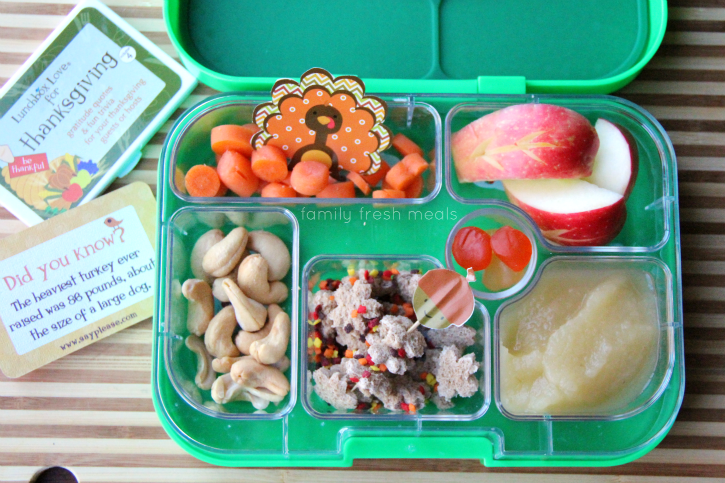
[190,229,224,283]
[203,227,248,277]
[234,304,281,354]
[204,305,241,358]
[222,279,267,331]
[230,357,290,398]
[211,262,242,303]
[237,254,289,304]
[185,335,216,390]
[211,373,271,409]
[250,310,290,365]
[247,230,291,281]
[272,355,291,373]
[212,355,247,374]
[182,279,214,336]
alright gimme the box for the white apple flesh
[503,179,627,246]
[584,118,639,199]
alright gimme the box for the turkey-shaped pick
[503,119,639,246]
[251,68,391,176]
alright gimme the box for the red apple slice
[503,179,627,246]
[584,119,639,199]
[452,104,599,182]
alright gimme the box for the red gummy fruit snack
[452,226,492,271]
[490,226,533,272]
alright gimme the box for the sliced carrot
[280,172,292,186]
[261,182,297,198]
[404,175,424,198]
[392,133,424,158]
[372,189,406,199]
[215,181,229,197]
[216,151,259,197]
[242,123,261,135]
[346,171,371,195]
[384,176,424,198]
[251,145,289,182]
[361,160,390,187]
[290,161,330,196]
[317,181,356,198]
[401,153,429,176]
[185,165,221,197]
[211,125,256,157]
[256,180,269,194]
[384,153,429,191]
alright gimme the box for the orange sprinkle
[349,276,358,285]
[351,309,359,318]
[329,295,335,300]
[314,347,322,355]
[358,358,369,366]
[378,364,387,372]
[314,354,321,363]
[319,280,328,290]
[390,305,399,314]
[323,348,334,358]
[402,303,414,318]
[365,341,371,347]
[345,350,354,359]
[420,372,428,380]
[408,405,417,414]
[433,383,439,393]
[391,268,400,275]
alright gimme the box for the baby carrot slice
[392,133,424,158]
[361,160,390,187]
[211,125,256,157]
[317,181,356,198]
[242,123,261,135]
[401,153,429,177]
[251,145,289,182]
[261,182,297,198]
[290,161,330,196]
[216,151,259,197]
[372,189,406,199]
[404,175,424,198]
[385,163,415,190]
[185,165,221,197]
[279,172,292,186]
[383,175,423,198]
[215,181,228,197]
[346,171,371,195]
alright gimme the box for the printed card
[0,182,155,377]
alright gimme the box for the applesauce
[499,264,659,416]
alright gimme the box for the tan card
[0,182,155,377]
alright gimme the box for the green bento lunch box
[152,0,682,468]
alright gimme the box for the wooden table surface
[0,0,722,481]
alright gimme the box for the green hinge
[346,76,526,95]
[478,76,527,94]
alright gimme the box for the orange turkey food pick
[413,269,475,330]
[251,68,391,176]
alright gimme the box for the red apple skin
[506,190,627,246]
[452,104,599,182]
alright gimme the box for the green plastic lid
[164,0,666,94]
